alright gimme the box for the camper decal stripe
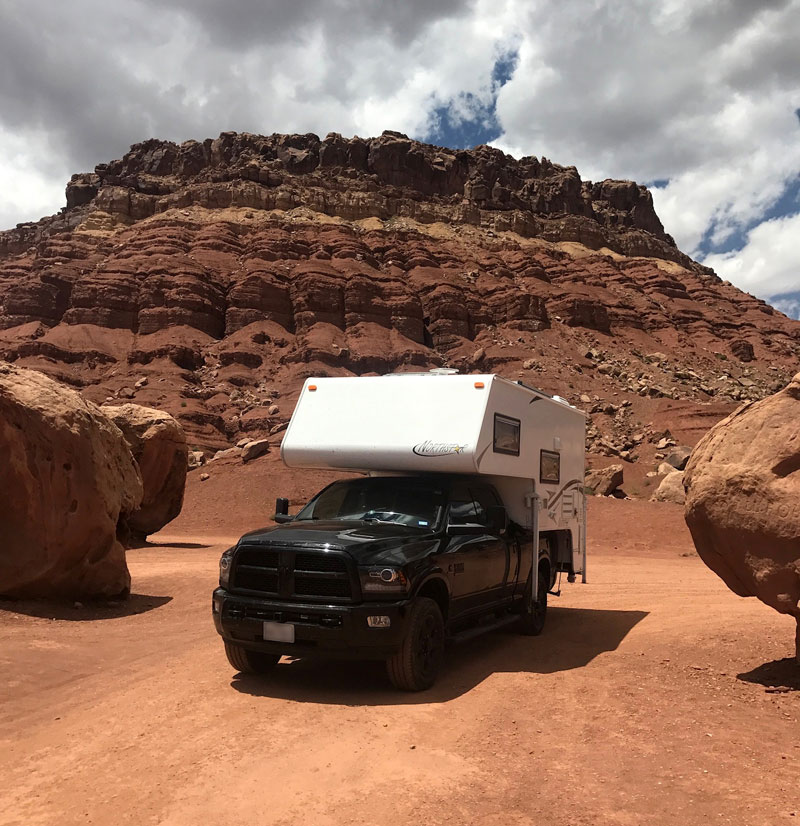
[546,478,583,510]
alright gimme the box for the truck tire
[224,641,280,674]
[386,597,445,691]
[519,568,547,636]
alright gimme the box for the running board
[448,613,519,644]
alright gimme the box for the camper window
[540,449,560,484]
[493,413,520,456]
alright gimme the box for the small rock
[117,387,136,399]
[199,473,210,482]
[579,394,592,404]
[523,359,536,370]
[664,446,692,471]
[584,464,624,496]
[134,377,148,389]
[651,470,685,504]
[268,404,280,415]
[242,438,270,462]
[236,437,250,448]
[212,446,242,461]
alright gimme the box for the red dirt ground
[1,467,798,826]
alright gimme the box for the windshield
[294,477,445,529]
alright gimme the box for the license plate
[263,621,295,643]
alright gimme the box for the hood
[237,519,440,564]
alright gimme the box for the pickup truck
[212,473,556,691]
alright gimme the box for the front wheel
[224,641,281,674]
[386,597,445,691]
[519,568,547,636]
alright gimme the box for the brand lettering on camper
[412,441,467,457]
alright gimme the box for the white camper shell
[282,372,587,582]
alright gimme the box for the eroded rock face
[102,403,188,536]
[0,132,798,461]
[684,374,800,656]
[0,364,142,598]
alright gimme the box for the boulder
[584,464,624,496]
[684,374,800,661]
[0,364,142,598]
[102,404,188,537]
[664,446,692,471]
[651,470,685,504]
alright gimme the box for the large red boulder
[102,404,188,537]
[684,373,800,660]
[0,364,142,598]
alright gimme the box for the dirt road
[2,499,798,826]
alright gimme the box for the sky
[0,0,798,314]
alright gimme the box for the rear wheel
[224,641,281,674]
[519,568,547,636]
[386,597,445,691]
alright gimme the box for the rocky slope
[1,131,798,493]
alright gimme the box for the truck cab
[213,473,569,691]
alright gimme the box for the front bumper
[212,588,410,659]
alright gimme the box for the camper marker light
[367,615,391,628]
[308,384,317,391]
[474,381,485,389]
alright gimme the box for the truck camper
[212,372,587,690]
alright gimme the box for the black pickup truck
[213,474,561,690]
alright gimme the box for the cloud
[0,0,798,314]
[702,211,800,302]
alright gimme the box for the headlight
[219,547,235,589]
[359,567,409,594]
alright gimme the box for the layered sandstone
[1,132,798,481]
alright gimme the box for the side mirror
[273,497,292,523]
[487,505,508,533]
[446,523,486,536]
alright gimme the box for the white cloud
[0,0,798,314]
[0,129,69,230]
[702,211,800,299]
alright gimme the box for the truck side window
[448,485,479,524]
[470,485,500,526]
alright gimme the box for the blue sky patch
[425,49,519,150]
